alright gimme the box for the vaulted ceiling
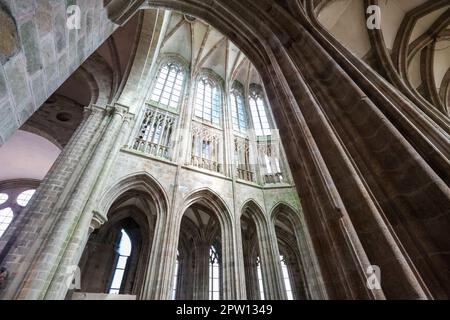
[160,12,262,87]
[317,0,450,113]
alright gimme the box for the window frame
[193,75,222,127]
[249,86,272,137]
[230,87,248,134]
[149,62,186,111]
[209,245,221,300]
[109,229,132,295]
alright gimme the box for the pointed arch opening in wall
[78,193,155,297]
[77,173,169,299]
[271,203,310,300]
[193,71,223,127]
[149,60,187,111]
[132,57,188,159]
[240,200,266,300]
[230,81,248,134]
[174,188,234,300]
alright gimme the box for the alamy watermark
[65,265,81,290]
[66,5,81,30]
[366,265,381,290]
[367,5,382,30]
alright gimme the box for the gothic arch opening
[173,189,232,300]
[77,189,158,298]
[271,203,310,300]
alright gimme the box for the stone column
[10,106,127,299]
[141,206,178,300]
[243,252,260,300]
[44,106,133,299]
[221,223,246,300]
[0,105,109,300]
[255,220,286,300]
[193,243,209,300]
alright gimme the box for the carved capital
[89,211,107,234]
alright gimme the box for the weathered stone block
[13,0,37,18]
[0,65,7,99]
[0,3,20,64]
[31,73,47,109]
[40,34,58,81]
[36,0,53,36]
[0,99,18,142]
[3,55,30,105]
[54,13,67,53]
[18,101,35,123]
[19,19,43,74]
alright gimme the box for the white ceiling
[0,130,60,181]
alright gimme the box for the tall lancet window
[172,250,180,300]
[280,255,294,300]
[194,76,221,126]
[257,256,265,300]
[249,86,271,136]
[209,245,220,300]
[230,85,247,133]
[109,229,132,294]
[150,62,185,110]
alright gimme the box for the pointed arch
[240,199,267,223]
[269,201,301,224]
[97,172,170,220]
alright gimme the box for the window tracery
[209,245,220,300]
[150,62,185,110]
[194,76,221,126]
[191,125,222,173]
[133,107,177,159]
[249,86,271,137]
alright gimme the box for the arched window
[209,245,220,300]
[0,188,37,239]
[194,76,221,126]
[280,255,294,300]
[256,256,265,300]
[16,189,36,207]
[109,229,132,294]
[0,208,13,238]
[172,250,180,300]
[150,62,185,110]
[230,88,247,133]
[249,87,271,136]
[0,193,8,206]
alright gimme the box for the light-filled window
[209,245,220,300]
[172,251,180,300]
[150,63,185,110]
[109,229,132,294]
[257,256,265,300]
[280,255,293,300]
[0,208,14,238]
[0,193,8,205]
[16,189,36,207]
[230,89,247,133]
[249,88,271,136]
[194,77,221,126]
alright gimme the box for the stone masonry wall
[0,0,116,145]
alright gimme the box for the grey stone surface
[0,65,7,99]
[19,19,43,74]
[3,55,31,106]
[0,0,117,146]
[0,99,18,143]
[0,3,20,64]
